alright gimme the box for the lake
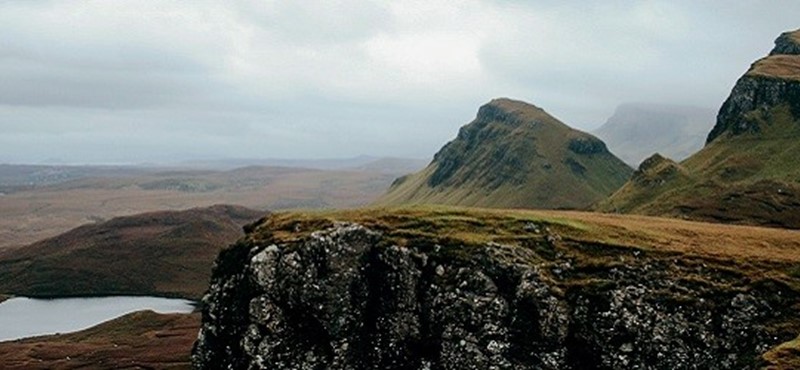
[0,296,196,342]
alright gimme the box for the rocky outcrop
[706,29,800,143]
[706,77,800,143]
[770,30,800,56]
[193,221,798,369]
[630,153,687,188]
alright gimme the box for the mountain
[597,29,800,228]
[378,98,633,209]
[0,205,263,299]
[593,103,715,166]
[193,206,800,369]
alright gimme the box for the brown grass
[763,335,800,370]
[255,205,800,264]
[537,210,800,263]
[0,205,262,300]
[747,55,800,81]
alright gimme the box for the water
[0,296,196,342]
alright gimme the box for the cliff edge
[193,207,800,369]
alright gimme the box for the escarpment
[193,208,800,369]
[706,28,800,143]
[598,29,800,229]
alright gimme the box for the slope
[0,205,263,299]
[598,28,800,228]
[378,98,632,209]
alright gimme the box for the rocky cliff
[597,29,800,228]
[706,29,800,143]
[193,208,800,369]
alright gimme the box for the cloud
[0,0,799,164]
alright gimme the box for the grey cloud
[0,1,798,164]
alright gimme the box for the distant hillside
[179,155,425,172]
[0,311,199,369]
[378,98,633,209]
[593,103,715,166]
[0,164,399,250]
[0,205,263,299]
[598,29,800,228]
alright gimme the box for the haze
[1,1,798,164]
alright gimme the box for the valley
[0,159,422,251]
[1,6,799,368]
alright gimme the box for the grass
[763,335,800,370]
[250,205,800,288]
[748,55,800,81]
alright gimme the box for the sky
[1,1,799,164]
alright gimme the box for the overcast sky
[1,1,798,164]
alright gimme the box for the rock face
[193,216,798,369]
[597,29,800,228]
[377,98,632,210]
[706,29,800,143]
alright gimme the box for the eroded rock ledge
[193,221,796,369]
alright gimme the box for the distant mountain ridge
[593,103,715,166]
[179,156,427,172]
[378,98,632,209]
[598,28,800,228]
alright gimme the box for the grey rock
[193,223,796,369]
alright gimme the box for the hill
[0,310,199,369]
[597,29,800,228]
[0,205,263,299]
[194,206,800,369]
[593,103,715,166]
[378,98,633,209]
